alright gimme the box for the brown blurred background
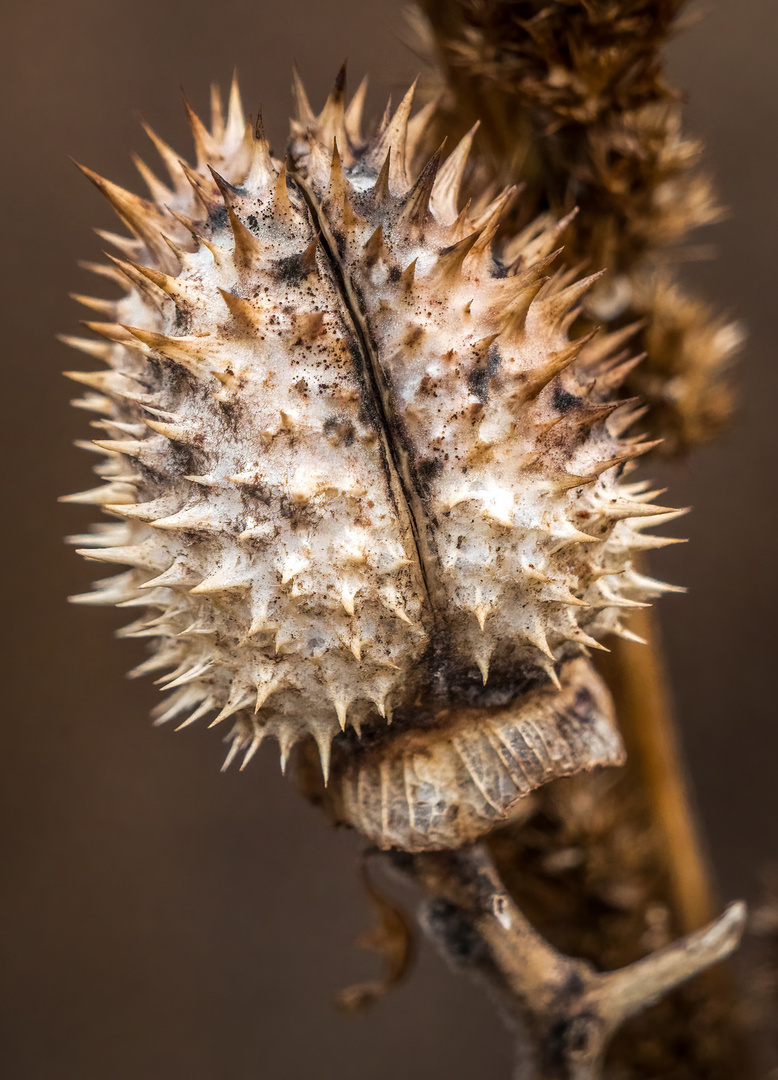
[1,1,776,1077]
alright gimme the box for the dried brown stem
[596,604,715,933]
[594,604,759,1074]
[402,845,745,1080]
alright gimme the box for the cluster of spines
[288,73,684,686]
[62,77,429,779]
[62,69,684,780]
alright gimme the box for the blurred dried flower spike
[61,67,746,1073]
[411,0,742,452]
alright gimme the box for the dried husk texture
[334,656,623,851]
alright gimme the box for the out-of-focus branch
[596,604,715,934]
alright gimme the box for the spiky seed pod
[409,0,740,453]
[63,73,680,850]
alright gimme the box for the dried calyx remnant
[61,70,743,1066]
[63,71,678,843]
[411,0,742,453]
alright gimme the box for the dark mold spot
[552,386,583,413]
[416,456,443,494]
[209,205,228,229]
[323,415,355,447]
[425,900,487,965]
[562,971,586,999]
[573,686,595,722]
[331,229,346,258]
[273,253,308,286]
[467,347,502,403]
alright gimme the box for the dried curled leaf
[335,859,416,1012]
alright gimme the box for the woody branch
[402,845,745,1080]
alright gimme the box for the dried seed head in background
[62,72,682,851]
[410,0,743,453]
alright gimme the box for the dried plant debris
[410,0,741,452]
[61,72,682,846]
[335,858,416,1012]
[632,278,743,454]
[331,657,625,851]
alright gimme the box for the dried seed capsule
[62,72,681,844]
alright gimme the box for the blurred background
[1,1,775,1077]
